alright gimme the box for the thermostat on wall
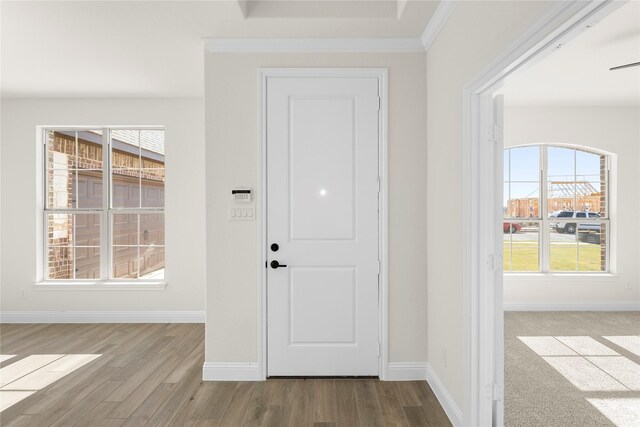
[232,187,252,203]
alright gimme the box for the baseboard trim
[425,363,463,427]
[202,362,261,381]
[503,302,640,312]
[385,362,428,381]
[0,310,205,323]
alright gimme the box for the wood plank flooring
[0,324,451,426]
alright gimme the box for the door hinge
[487,254,503,271]
[377,260,381,274]
[486,383,503,401]
[377,176,381,193]
[378,342,381,357]
[492,123,503,144]
[377,97,381,111]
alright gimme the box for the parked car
[549,210,601,234]
[503,222,522,233]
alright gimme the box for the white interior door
[266,75,380,376]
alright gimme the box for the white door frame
[258,68,389,380]
[462,1,624,425]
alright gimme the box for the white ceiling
[504,0,640,107]
[0,0,438,98]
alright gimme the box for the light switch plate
[229,206,255,221]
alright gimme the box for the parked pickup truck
[549,210,601,234]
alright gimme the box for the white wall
[503,105,640,306]
[426,0,565,411]
[0,98,206,314]
[205,53,428,365]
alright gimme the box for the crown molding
[204,38,425,53]
[421,0,458,51]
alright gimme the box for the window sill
[504,273,620,283]
[34,281,167,291]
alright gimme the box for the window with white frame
[503,145,610,273]
[44,128,165,281]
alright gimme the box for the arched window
[503,145,610,273]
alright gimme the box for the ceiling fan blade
[609,61,640,71]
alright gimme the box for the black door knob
[271,243,279,252]
[270,260,287,269]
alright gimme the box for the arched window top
[507,142,611,156]
[504,144,609,218]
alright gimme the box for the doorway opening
[500,1,639,425]
[464,1,633,425]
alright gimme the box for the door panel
[267,76,380,376]
[289,97,356,241]
[289,267,357,344]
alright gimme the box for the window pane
[74,213,101,247]
[503,182,509,216]
[548,147,576,212]
[141,169,165,208]
[112,171,141,208]
[548,180,577,211]
[505,183,539,218]
[111,129,141,153]
[47,130,104,209]
[139,214,164,246]
[503,149,510,182]
[509,146,539,181]
[75,247,101,279]
[112,212,139,278]
[76,131,103,209]
[111,130,141,208]
[47,246,73,280]
[48,168,76,209]
[47,130,76,167]
[111,213,165,279]
[503,222,539,272]
[140,130,165,208]
[112,246,139,279]
[76,130,103,169]
[47,213,100,248]
[548,146,575,179]
[576,149,606,216]
[112,213,138,246]
[46,213,100,279]
[48,213,74,246]
[111,129,165,209]
[578,222,606,272]
[550,224,577,272]
[140,130,165,155]
[76,172,103,209]
[139,246,165,279]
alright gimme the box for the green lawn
[503,242,602,272]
